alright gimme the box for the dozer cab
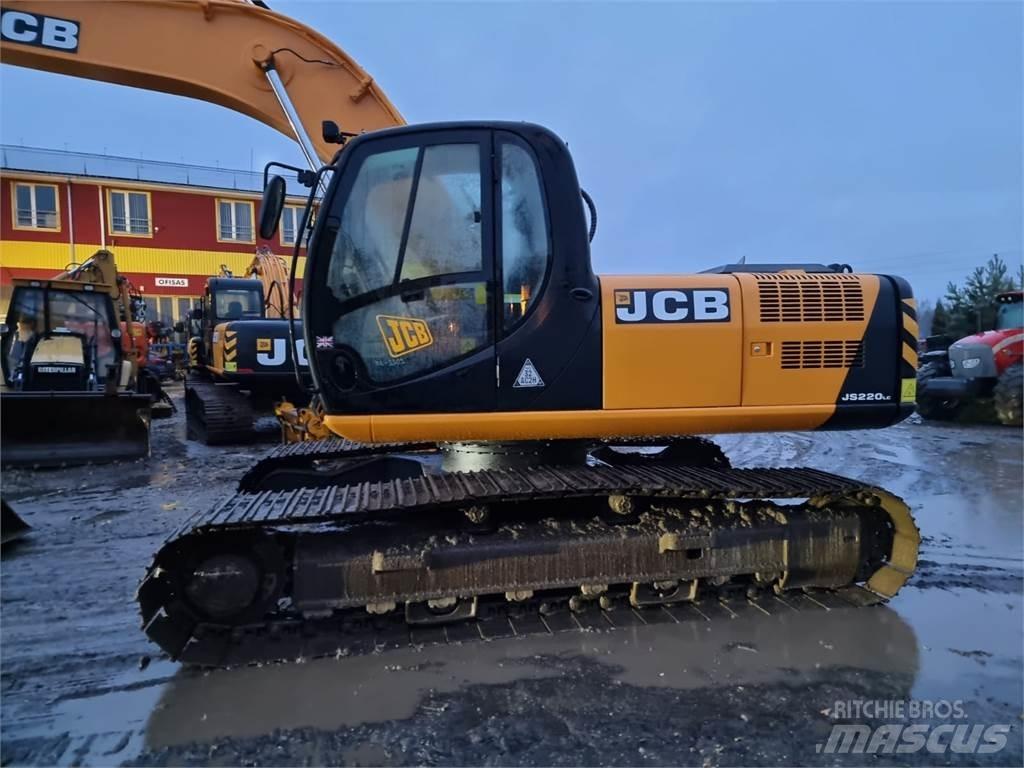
[182,266,310,444]
[0,279,151,466]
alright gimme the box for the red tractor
[917,291,1023,425]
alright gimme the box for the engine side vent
[757,275,865,323]
[780,340,864,369]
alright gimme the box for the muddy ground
[1,385,1021,766]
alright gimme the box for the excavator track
[137,462,918,667]
[185,380,257,445]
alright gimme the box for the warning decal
[513,358,545,388]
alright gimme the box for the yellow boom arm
[0,0,405,164]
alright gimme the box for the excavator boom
[0,0,404,164]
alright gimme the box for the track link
[138,462,918,667]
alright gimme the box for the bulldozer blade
[0,391,151,467]
[1,499,30,546]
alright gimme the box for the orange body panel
[736,273,879,406]
[324,405,835,444]
[600,275,743,409]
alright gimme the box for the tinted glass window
[328,147,418,302]
[500,143,548,328]
[3,288,116,384]
[215,288,262,319]
[997,301,1023,330]
[332,282,488,383]
[399,144,482,281]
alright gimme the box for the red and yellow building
[1,146,310,325]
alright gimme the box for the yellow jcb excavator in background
[1,0,921,666]
[181,247,313,443]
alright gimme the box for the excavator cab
[0,281,151,466]
[294,123,601,429]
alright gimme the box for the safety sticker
[513,358,545,388]
[900,378,917,403]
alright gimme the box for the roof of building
[0,144,313,198]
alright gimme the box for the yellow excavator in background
[1,0,921,666]
[181,246,312,443]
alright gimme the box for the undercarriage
[137,438,919,666]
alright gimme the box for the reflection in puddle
[142,602,917,749]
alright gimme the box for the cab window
[500,142,548,329]
[328,147,419,302]
[399,145,482,281]
[3,288,117,384]
[996,300,1022,331]
[325,141,488,384]
[215,288,263,320]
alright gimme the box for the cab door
[493,131,602,411]
[308,129,497,415]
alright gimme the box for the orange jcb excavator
[2,0,921,666]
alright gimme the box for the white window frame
[11,182,60,231]
[217,198,255,243]
[107,189,152,237]
[279,204,313,248]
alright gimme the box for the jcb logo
[614,289,731,324]
[377,315,433,358]
[1,10,79,52]
[255,338,308,367]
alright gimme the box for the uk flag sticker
[316,335,334,350]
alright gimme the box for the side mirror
[259,175,287,240]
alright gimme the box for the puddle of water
[912,492,1022,562]
[900,586,1023,705]
[133,603,918,750]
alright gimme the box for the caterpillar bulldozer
[0,249,168,466]
[182,248,311,444]
[1,0,921,666]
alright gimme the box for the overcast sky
[1,0,1020,300]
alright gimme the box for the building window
[108,189,152,236]
[280,205,312,247]
[12,182,59,230]
[218,199,254,243]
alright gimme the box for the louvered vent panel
[780,340,864,369]
[756,274,865,323]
